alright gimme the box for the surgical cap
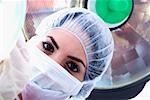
[36,8,114,98]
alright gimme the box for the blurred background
[24,0,150,99]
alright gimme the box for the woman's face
[36,28,87,81]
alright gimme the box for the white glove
[0,1,31,100]
[0,0,26,60]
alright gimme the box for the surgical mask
[24,36,83,98]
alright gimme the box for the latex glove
[0,0,26,60]
[0,1,31,100]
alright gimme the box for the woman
[22,8,114,100]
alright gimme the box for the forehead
[45,28,86,58]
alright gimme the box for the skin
[36,28,87,81]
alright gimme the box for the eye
[66,61,80,73]
[42,41,54,53]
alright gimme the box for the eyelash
[66,61,80,73]
[42,41,55,54]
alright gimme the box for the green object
[95,0,133,24]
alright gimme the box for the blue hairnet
[36,8,114,98]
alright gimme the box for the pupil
[43,42,54,52]
[68,62,78,72]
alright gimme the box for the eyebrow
[67,56,86,68]
[47,36,59,49]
